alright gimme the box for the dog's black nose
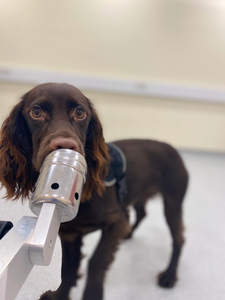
[49,137,80,152]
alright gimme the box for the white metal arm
[0,203,60,300]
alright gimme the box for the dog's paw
[38,290,69,300]
[158,270,177,288]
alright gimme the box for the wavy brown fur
[0,99,38,200]
[83,102,110,201]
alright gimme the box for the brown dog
[0,83,188,300]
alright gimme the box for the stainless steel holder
[0,149,87,300]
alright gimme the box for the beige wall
[86,91,225,152]
[1,0,225,152]
[1,0,225,87]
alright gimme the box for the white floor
[0,151,225,300]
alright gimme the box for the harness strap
[104,143,128,202]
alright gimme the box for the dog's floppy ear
[0,93,38,200]
[83,101,110,201]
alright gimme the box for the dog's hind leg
[158,150,188,288]
[158,197,185,288]
[39,233,83,300]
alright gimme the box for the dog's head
[0,83,110,201]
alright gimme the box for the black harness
[104,143,128,203]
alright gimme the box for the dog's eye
[74,108,86,120]
[31,106,43,119]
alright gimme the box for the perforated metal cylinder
[30,149,87,222]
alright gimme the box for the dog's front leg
[82,218,130,300]
[39,232,83,300]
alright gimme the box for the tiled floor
[0,151,225,300]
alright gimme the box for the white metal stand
[0,148,87,300]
